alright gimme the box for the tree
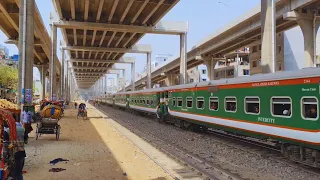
[0,65,18,90]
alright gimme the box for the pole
[180,33,187,84]
[131,62,135,91]
[50,23,57,101]
[61,47,65,100]
[147,53,151,89]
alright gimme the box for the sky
[0,0,261,83]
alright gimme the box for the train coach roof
[163,82,198,91]
[164,67,320,90]
[197,67,320,88]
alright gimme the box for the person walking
[74,102,78,109]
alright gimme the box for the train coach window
[197,97,205,109]
[150,99,154,106]
[177,97,183,107]
[225,97,237,112]
[271,97,292,117]
[245,97,260,115]
[172,97,176,107]
[302,97,318,120]
[209,97,219,111]
[186,97,193,108]
[146,98,150,105]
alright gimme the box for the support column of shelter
[18,0,35,109]
[180,33,187,84]
[60,47,65,100]
[147,53,152,89]
[123,69,126,92]
[261,0,276,73]
[66,62,69,102]
[101,77,104,97]
[40,65,49,100]
[104,75,107,95]
[50,16,58,101]
[131,62,135,91]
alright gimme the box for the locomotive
[98,67,320,168]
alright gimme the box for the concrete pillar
[60,48,65,100]
[40,65,49,100]
[147,53,151,89]
[99,79,101,96]
[165,73,178,87]
[17,0,24,108]
[203,58,218,80]
[123,69,126,92]
[261,0,276,73]
[297,16,320,67]
[105,76,107,94]
[18,0,34,108]
[50,21,57,101]
[66,62,69,102]
[116,74,120,92]
[180,33,187,84]
[131,62,135,91]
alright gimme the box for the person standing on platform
[22,107,32,144]
[14,120,27,180]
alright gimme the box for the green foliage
[0,65,18,90]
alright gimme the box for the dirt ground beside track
[23,103,172,180]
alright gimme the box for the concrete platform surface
[23,103,172,180]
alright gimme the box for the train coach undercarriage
[282,144,320,168]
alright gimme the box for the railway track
[95,105,243,180]
[204,129,320,177]
[96,104,320,180]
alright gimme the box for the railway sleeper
[281,144,320,168]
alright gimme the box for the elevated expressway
[129,0,320,90]
[0,0,61,77]
[52,0,182,89]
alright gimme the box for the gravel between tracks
[98,104,320,180]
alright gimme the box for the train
[95,67,320,168]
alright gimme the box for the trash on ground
[49,168,66,172]
[50,158,69,165]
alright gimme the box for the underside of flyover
[52,0,179,89]
[0,0,61,75]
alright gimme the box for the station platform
[23,103,172,180]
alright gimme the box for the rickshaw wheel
[56,125,61,140]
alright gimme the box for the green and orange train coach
[100,67,320,167]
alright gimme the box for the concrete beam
[64,45,152,53]
[54,20,188,35]
[70,57,135,63]
[75,73,105,75]
[5,38,42,45]
[72,66,109,70]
